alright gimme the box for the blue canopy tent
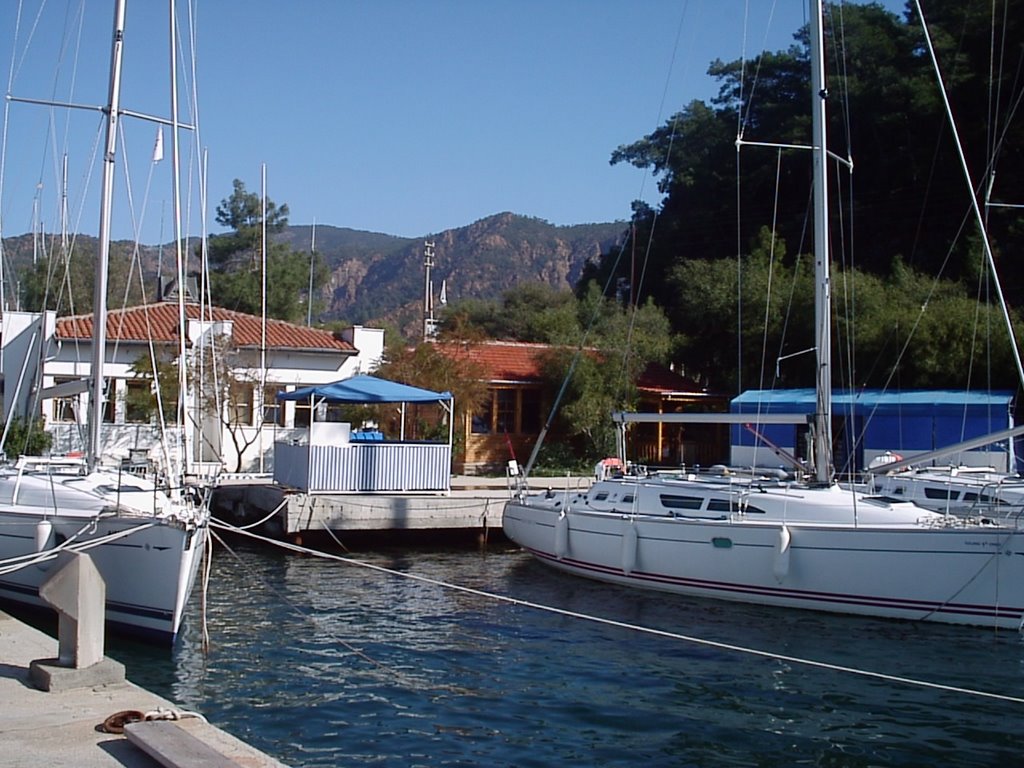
[277,374,452,442]
[278,375,452,406]
[274,375,454,494]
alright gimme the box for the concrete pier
[212,474,591,540]
[0,610,286,767]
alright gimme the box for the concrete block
[124,721,239,767]
[28,656,126,692]
[38,550,106,668]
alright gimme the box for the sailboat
[0,0,209,643]
[503,0,1024,630]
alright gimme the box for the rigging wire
[914,0,1024,392]
[207,518,1024,706]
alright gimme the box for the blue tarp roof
[732,388,1013,410]
[277,374,452,404]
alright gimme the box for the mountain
[277,213,628,336]
[1,213,627,338]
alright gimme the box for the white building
[0,302,384,475]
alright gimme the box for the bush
[1,416,53,459]
[528,441,593,477]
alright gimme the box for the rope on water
[208,528,426,681]
[208,518,1024,706]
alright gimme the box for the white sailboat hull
[504,478,1024,629]
[867,467,1024,516]
[0,468,207,643]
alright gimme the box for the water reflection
[109,541,1024,767]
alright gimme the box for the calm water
[108,539,1024,767]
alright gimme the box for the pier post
[29,551,125,691]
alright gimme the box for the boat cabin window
[924,487,959,500]
[622,494,634,504]
[961,492,994,504]
[660,494,704,510]
[707,499,733,513]
[593,492,609,502]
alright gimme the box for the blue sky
[0,0,906,244]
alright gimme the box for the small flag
[152,127,164,163]
[439,279,447,305]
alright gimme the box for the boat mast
[87,0,128,470]
[809,0,832,485]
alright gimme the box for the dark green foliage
[585,0,1024,394]
[440,281,674,460]
[205,180,326,323]
[1,416,52,458]
[128,351,179,424]
[10,235,151,315]
[528,441,593,477]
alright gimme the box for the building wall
[7,312,383,474]
[457,384,544,473]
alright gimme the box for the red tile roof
[55,302,355,353]
[435,340,710,396]
[435,340,551,382]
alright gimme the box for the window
[293,391,313,428]
[125,380,152,423]
[229,384,254,426]
[520,388,542,433]
[262,385,283,426]
[102,380,115,423]
[471,406,491,434]
[496,389,516,434]
[660,495,704,510]
[52,378,78,423]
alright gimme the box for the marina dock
[0,610,286,768]
[211,474,592,540]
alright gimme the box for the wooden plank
[124,721,239,768]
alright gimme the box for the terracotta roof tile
[55,303,355,353]
[436,340,712,396]
[434,340,552,382]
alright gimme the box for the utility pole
[423,240,437,340]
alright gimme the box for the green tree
[372,341,489,448]
[205,179,327,322]
[1,416,52,458]
[128,349,180,425]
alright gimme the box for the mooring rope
[208,518,1024,705]
[0,520,157,576]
